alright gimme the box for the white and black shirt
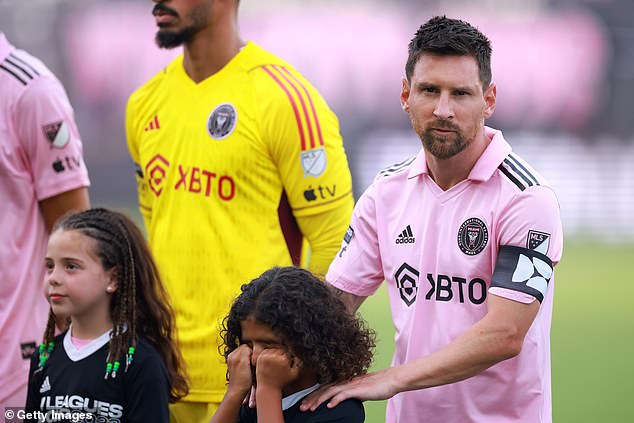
[25,330,170,423]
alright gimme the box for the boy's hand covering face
[255,347,302,390]
[226,344,253,396]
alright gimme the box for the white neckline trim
[281,384,320,411]
[63,324,112,362]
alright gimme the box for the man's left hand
[299,368,397,411]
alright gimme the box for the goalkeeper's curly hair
[220,266,375,383]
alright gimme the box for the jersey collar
[63,324,112,362]
[0,33,14,63]
[281,383,320,411]
[172,41,255,88]
[407,126,512,182]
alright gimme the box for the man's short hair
[406,16,492,90]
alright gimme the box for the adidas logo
[40,376,51,393]
[396,225,415,244]
[144,115,161,132]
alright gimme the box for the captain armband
[490,245,554,303]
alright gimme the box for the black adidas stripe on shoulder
[498,154,540,191]
[377,156,416,178]
[9,53,40,77]
[1,52,41,86]
[508,153,539,185]
[0,63,27,85]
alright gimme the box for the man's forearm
[327,284,366,313]
[393,296,539,393]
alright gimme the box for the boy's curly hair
[220,266,375,383]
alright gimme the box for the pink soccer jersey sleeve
[326,183,384,296]
[14,75,90,200]
[490,186,563,303]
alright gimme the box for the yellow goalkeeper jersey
[125,42,353,402]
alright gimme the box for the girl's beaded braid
[38,208,189,400]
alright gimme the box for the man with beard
[125,1,353,421]
[300,16,563,423]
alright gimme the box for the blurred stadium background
[2,0,632,421]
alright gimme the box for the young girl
[212,266,375,423]
[25,208,188,422]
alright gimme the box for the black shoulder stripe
[9,53,40,76]
[4,57,35,80]
[0,63,27,85]
[378,156,416,177]
[508,153,539,185]
[380,156,414,173]
[498,163,526,191]
[503,158,533,188]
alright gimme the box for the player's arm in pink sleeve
[15,75,90,230]
[301,186,564,410]
[391,182,562,389]
[324,184,385,312]
[490,186,564,303]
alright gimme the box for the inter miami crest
[207,103,237,140]
[458,217,489,256]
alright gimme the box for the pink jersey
[0,33,90,406]
[327,127,563,423]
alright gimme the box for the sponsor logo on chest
[394,262,488,307]
[143,153,236,200]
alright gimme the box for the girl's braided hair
[42,208,188,401]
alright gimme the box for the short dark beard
[421,128,470,159]
[156,26,199,49]
[154,3,210,49]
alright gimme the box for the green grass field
[358,240,634,423]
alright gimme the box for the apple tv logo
[304,186,317,201]
[52,158,65,173]
[303,184,337,202]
